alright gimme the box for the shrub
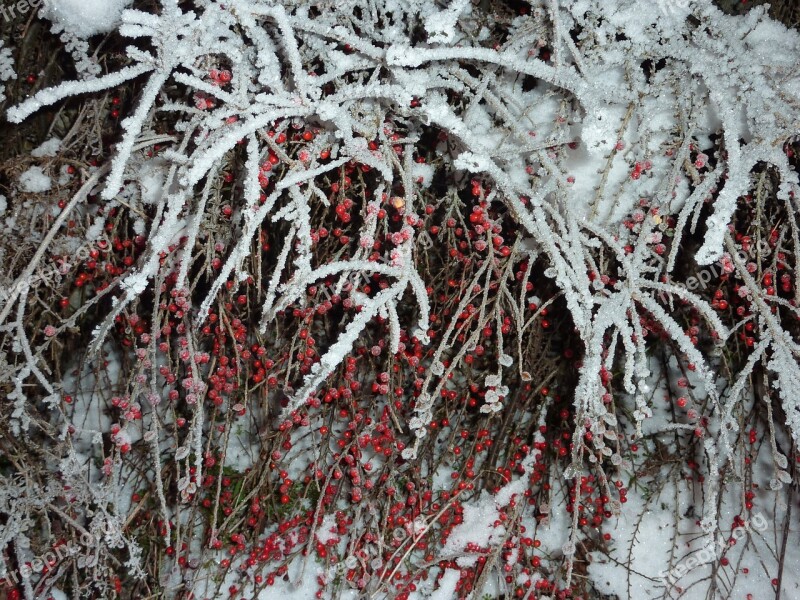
[1,1,799,598]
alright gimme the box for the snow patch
[45,0,132,38]
[315,513,339,545]
[31,137,62,158]
[19,166,52,192]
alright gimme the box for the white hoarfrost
[0,41,15,104]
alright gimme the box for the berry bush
[1,1,800,598]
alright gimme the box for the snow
[411,161,434,188]
[45,0,133,38]
[30,137,61,158]
[425,0,470,44]
[18,166,51,192]
[588,453,800,599]
[426,568,460,599]
[315,513,339,545]
[587,480,676,598]
[137,158,168,205]
[441,494,502,567]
